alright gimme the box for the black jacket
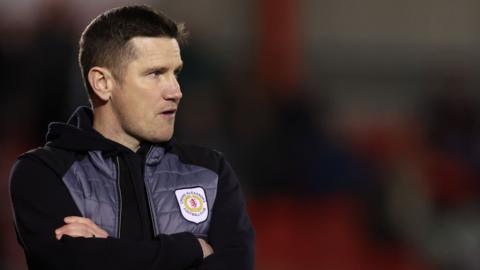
[9,107,255,270]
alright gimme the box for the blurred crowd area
[2,0,480,269]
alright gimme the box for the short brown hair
[78,5,187,100]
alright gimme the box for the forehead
[127,37,182,67]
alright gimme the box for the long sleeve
[9,156,203,270]
[196,158,255,270]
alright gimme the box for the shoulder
[17,146,79,178]
[10,146,80,191]
[10,146,85,207]
[9,148,63,201]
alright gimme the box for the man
[9,5,255,270]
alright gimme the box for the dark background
[2,0,480,269]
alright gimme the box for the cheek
[123,85,155,112]
[118,81,164,121]
[115,92,149,127]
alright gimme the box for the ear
[88,67,116,102]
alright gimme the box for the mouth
[160,108,177,117]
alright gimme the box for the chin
[149,132,174,143]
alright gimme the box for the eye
[148,68,168,77]
[151,70,164,77]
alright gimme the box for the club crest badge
[175,187,208,224]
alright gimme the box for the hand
[197,238,214,258]
[55,216,109,240]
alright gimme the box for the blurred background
[2,0,480,269]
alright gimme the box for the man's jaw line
[92,107,142,152]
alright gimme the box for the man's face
[111,37,183,144]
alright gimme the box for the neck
[92,104,140,152]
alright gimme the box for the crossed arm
[55,216,214,258]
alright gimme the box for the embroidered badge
[175,187,208,224]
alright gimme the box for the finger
[55,224,69,239]
[92,225,109,238]
[56,222,86,234]
[64,217,104,233]
[64,217,109,238]
[57,222,107,239]
[94,228,109,238]
[55,223,89,238]
[85,222,108,238]
[64,216,92,224]
[55,223,97,239]
[57,228,96,239]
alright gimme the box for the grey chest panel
[61,148,219,238]
[62,151,119,237]
[144,149,219,237]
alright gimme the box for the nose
[164,77,183,103]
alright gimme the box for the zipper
[115,156,122,238]
[144,146,159,236]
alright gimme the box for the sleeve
[195,157,255,270]
[9,156,203,270]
